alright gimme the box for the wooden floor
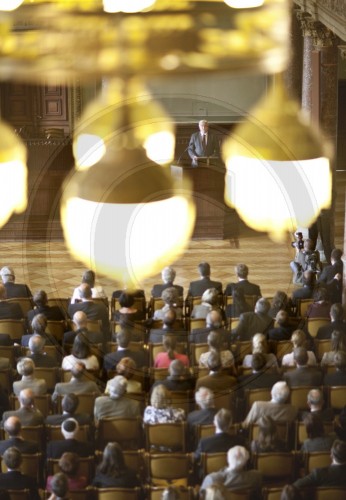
[0,172,344,301]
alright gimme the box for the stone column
[284,7,303,101]
[298,13,315,117]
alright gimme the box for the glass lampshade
[222,77,332,242]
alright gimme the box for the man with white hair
[0,283,24,321]
[201,445,262,494]
[187,120,219,167]
[300,388,334,422]
[63,310,104,348]
[46,417,94,458]
[27,334,58,368]
[187,387,217,428]
[2,388,44,426]
[232,297,273,341]
[243,381,297,427]
[13,358,47,396]
[0,266,32,298]
[151,266,184,298]
[94,375,141,422]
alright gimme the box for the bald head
[206,310,222,329]
[29,334,45,354]
[19,388,34,408]
[163,308,176,328]
[78,283,92,300]
[73,311,88,329]
[4,416,21,437]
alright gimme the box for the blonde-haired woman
[242,333,278,370]
[143,384,185,424]
[281,329,317,366]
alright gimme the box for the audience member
[269,291,290,319]
[250,416,287,453]
[151,359,195,393]
[324,351,346,386]
[70,270,106,304]
[45,393,92,426]
[0,284,24,320]
[46,418,94,459]
[187,387,217,428]
[27,289,65,323]
[0,416,39,455]
[316,303,346,339]
[47,472,69,500]
[191,288,221,319]
[232,298,273,341]
[22,313,58,347]
[189,310,228,345]
[13,358,47,396]
[149,308,187,343]
[195,352,237,392]
[291,270,315,305]
[113,292,145,322]
[0,266,32,298]
[154,335,189,369]
[321,330,346,367]
[61,333,99,371]
[224,264,261,298]
[0,447,39,499]
[46,452,88,492]
[27,334,59,368]
[2,388,44,426]
[103,328,148,371]
[283,347,323,387]
[300,388,334,423]
[187,262,222,298]
[63,311,104,348]
[305,286,331,320]
[242,333,278,370]
[153,287,183,321]
[92,442,139,488]
[199,330,235,371]
[52,361,101,403]
[151,266,183,298]
[317,248,343,304]
[281,330,317,367]
[143,384,185,424]
[301,413,336,453]
[105,357,142,394]
[94,376,140,422]
[237,353,281,394]
[268,310,294,341]
[225,287,252,319]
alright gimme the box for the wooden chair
[145,422,187,452]
[34,367,61,392]
[97,487,142,500]
[190,343,209,366]
[45,320,67,343]
[249,422,290,442]
[213,389,236,412]
[4,425,45,451]
[145,452,193,487]
[149,297,165,316]
[261,487,284,500]
[170,391,194,415]
[232,341,252,365]
[46,297,70,318]
[47,455,95,482]
[111,296,146,317]
[0,345,18,367]
[42,488,96,500]
[290,386,322,411]
[1,452,42,483]
[200,451,227,475]
[61,369,100,383]
[327,385,346,411]
[304,451,331,473]
[295,420,335,450]
[87,319,103,333]
[268,340,292,361]
[229,317,240,330]
[0,367,13,393]
[57,392,97,414]
[96,417,143,450]
[111,320,147,341]
[185,296,202,317]
[252,452,296,485]
[123,449,146,482]
[306,318,330,338]
[244,295,258,309]
[0,319,26,341]
[314,487,346,500]
[46,424,91,443]
[5,297,33,316]
[297,299,314,317]
[244,388,271,413]
[10,394,51,417]
[187,318,207,332]
[148,486,195,500]
[314,339,332,362]
[194,424,215,446]
[149,368,169,384]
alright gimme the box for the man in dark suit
[195,408,246,463]
[0,284,24,320]
[291,270,315,305]
[294,439,346,489]
[0,447,40,498]
[324,351,346,386]
[187,120,219,167]
[68,283,110,339]
[187,262,222,298]
[46,417,94,459]
[195,352,237,392]
[27,335,59,368]
[316,303,346,339]
[45,393,92,426]
[27,289,65,323]
[317,248,343,304]
[267,310,294,341]
[224,263,261,298]
[0,416,39,455]
[237,353,282,393]
[52,361,101,404]
[151,266,184,298]
[232,298,273,341]
[189,310,229,345]
[284,347,323,387]
[2,389,44,427]
[21,313,59,348]
[0,266,32,299]
[103,329,148,371]
[151,359,195,392]
[149,308,187,343]
[300,388,334,422]
[187,387,217,428]
[63,310,104,349]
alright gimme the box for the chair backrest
[149,297,165,315]
[46,297,70,317]
[86,319,102,332]
[304,451,331,473]
[148,486,195,500]
[57,392,97,414]
[328,385,346,410]
[6,297,33,316]
[297,299,314,317]
[11,394,51,417]
[244,388,271,412]
[233,341,252,364]
[45,320,66,342]
[0,345,17,367]
[306,318,331,338]
[200,451,228,475]
[213,389,236,412]
[47,455,95,481]
[123,449,146,482]
[149,368,169,384]
[268,340,292,361]
[0,368,13,393]
[249,422,290,442]
[195,424,215,442]
[314,339,332,362]
[244,295,258,309]
[0,319,25,340]
[98,487,142,500]
[145,422,187,452]
[190,343,209,366]
[261,487,283,500]
[314,487,346,500]
[46,424,90,443]
[290,386,322,410]
[96,417,143,451]
[252,452,296,482]
[1,453,42,483]
[4,425,45,451]
[295,420,334,449]
[188,318,207,332]
[170,391,194,415]
[146,452,192,486]
[34,367,60,392]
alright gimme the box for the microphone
[176,146,189,165]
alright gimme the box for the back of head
[109,375,127,399]
[0,266,15,284]
[307,388,323,408]
[51,472,69,499]
[330,303,344,322]
[227,446,249,471]
[255,298,270,315]
[58,452,80,477]
[302,270,315,287]
[331,330,346,351]
[119,292,134,308]
[33,289,48,307]
[272,291,288,309]
[195,387,214,409]
[17,357,34,377]
[72,333,91,359]
[163,308,176,328]
[62,393,79,414]
[78,283,92,300]
[169,359,185,378]
[163,335,176,360]
[313,286,329,302]
[116,329,131,348]
[29,334,45,354]
[235,264,248,279]
[202,288,218,306]
[291,330,306,348]
[331,439,346,464]
[100,442,125,476]
[19,388,34,408]
[71,361,86,379]
[252,333,266,353]
[31,313,47,335]
[198,262,210,278]
[303,412,324,439]
[73,311,88,330]
[151,384,170,408]
[293,346,308,366]
[61,418,79,439]
[304,238,315,251]
[4,416,21,437]
[207,330,222,351]
[251,352,267,372]
[275,310,289,326]
[161,267,176,284]
[206,310,222,329]
[116,357,137,379]
[334,350,346,372]
[214,408,232,432]
[82,270,95,288]
[161,287,179,306]
[331,248,343,262]
[3,447,21,470]
[207,351,221,372]
[271,381,290,404]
